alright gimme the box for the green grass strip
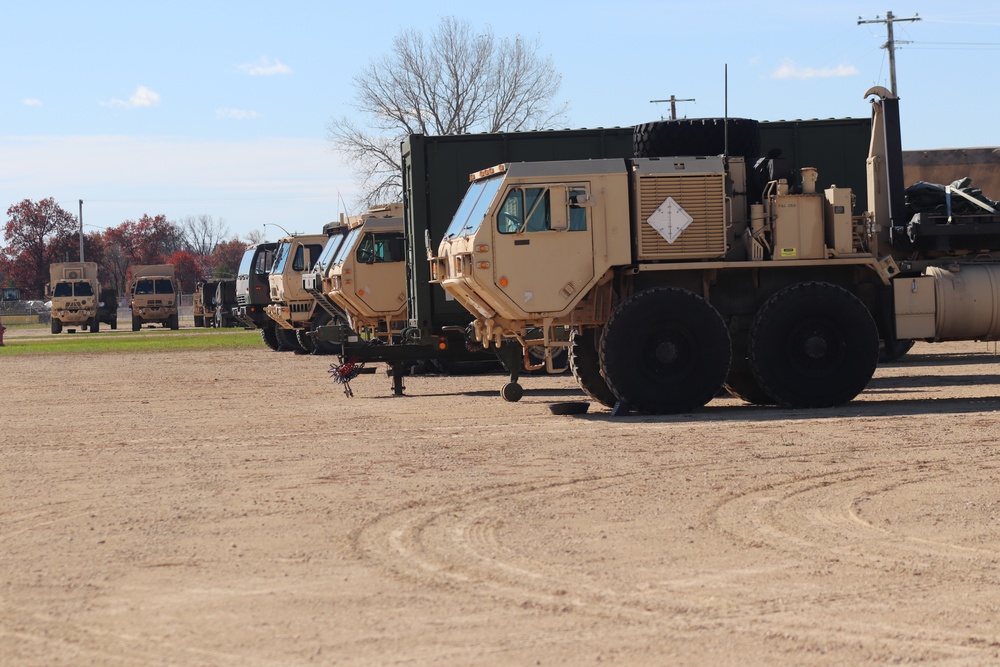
[0,329,263,355]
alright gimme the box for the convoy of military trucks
[35,87,1000,417]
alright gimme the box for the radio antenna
[723,64,729,159]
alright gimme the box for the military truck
[232,242,282,348]
[322,204,407,341]
[262,232,327,352]
[193,280,219,327]
[47,262,102,334]
[213,279,238,327]
[128,264,179,331]
[432,87,1000,412]
[318,120,873,396]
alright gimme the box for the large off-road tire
[91,316,99,333]
[310,311,342,356]
[276,326,302,352]
[260,325,281,351]
[600,287,731,414]
[749,282,879,408]
[51,319,62,334]
[132,315,141,332]
[633,118,760,159]
[295,327,316,354]
[168,313,179,330]
[569,327,617,408]
[194,315,204,328]
[724,324,774,405]
[110,316,117,331]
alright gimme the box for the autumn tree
[210,238,248,280]
[168,250,201,293]
[1,198,78,298]
[328,16,568,206]
[100,215,183,294]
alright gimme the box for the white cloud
[22,98,42,107]
[239,57,292,76]
[216,108,261,120]
[104,85,162,109]
[771,60,858,80]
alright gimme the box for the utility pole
[650,95,695,120]
[79,200,84,262]
[858,10,921,96]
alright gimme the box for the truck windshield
[444,175,504,239]
[271,241,292,273]
[239,246,274,277]
[74,282,95,297]
[317,234,347,271]
[154,279,174,294]
[134,279,154,295]
[333,228,362,266]
[53,282,73,297]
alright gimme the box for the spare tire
[634,118,760,159]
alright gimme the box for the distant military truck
[263,232,326,352]
[213,279,238,327]
[128,264,179,330]
[193,280,219,327]
[232,242,281,348]
[46,262,102,334]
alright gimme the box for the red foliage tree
[168,250,202,293]
[1,198,78,298]
[100,215,183,294]
[210,238,249,279]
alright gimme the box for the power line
[858,11,922,95]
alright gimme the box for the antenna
[723,64,729,159]
[858,11,921,96]
[264,222,292,237]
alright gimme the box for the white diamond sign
[647,197,693,244]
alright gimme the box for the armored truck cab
[263,233,326,351]
[128,265,179,330]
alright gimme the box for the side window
[569,186,588,231]
[497,188,549,234]
[306,244,324,270]
[292,245,306,271]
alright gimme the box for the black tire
[260,325,281,351]
[879,339,915,363]
[310,311,342,356]
[749,282,878,408]
[295,327,316,354]
[500,382,524,402]
[634,118,760,159]
[110,317,117,331]
[276,326,302,352]
[600,287,731,414]
[168,313,179,330]
[51,319,62,334]
[91,316,99,334]
[569,327,618,408]
[724,325,775,405]
[132,315,141,332]
[194,315,204,328]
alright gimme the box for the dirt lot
[3,327,1000,665]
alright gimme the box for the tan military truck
[128,264,180,331]
[47,262,101,334]
[432,87,1000,412]
[324,204,406,342]
[262,232,327,351]
[192,280,218,327]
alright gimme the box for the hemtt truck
[433,87,1000,413]
[128,264,179,330]
[263,232,327,352]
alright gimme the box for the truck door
[490,184,595,314]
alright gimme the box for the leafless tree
[328,16,568,207]
[176,215,230,256]
[244,227,267,245]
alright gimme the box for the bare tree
[176,215,230,256]
[328,16,568,207]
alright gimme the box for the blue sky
[3,1,999,241]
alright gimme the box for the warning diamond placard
[646,197,693,244]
